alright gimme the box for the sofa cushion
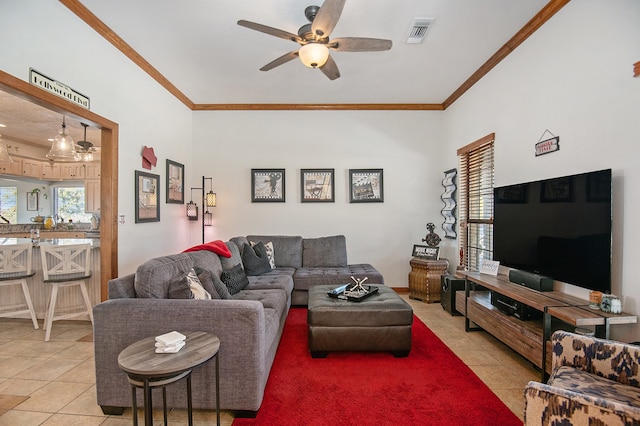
[186,250,223,280]
[220,241,243,271]
[241,242,272,276]
[134,254,194,298]
[302,235,348,267]
[221,263,249,295]
[246,235,303,268]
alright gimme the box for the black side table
[117,331,220,426]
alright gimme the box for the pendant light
[46,117,80,162]
[76,123,94,162]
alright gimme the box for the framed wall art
[301,169,334,202]
[349,169,383,203]
[135,170,160,223]
[26,191,38,211]
[166,159,184,204]
[252,168,285,202]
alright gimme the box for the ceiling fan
[237,0,392,80]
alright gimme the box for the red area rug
[233,307,522,425]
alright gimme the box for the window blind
[457,134,494,271]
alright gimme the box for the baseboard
[391,287,410,294]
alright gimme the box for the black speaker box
[508,269,553,292]
[441,275,466,316]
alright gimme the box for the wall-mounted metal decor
[441,168,457,239]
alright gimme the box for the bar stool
[0,243,39,329]
[40,243,93,341]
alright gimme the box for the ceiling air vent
[406,17,435,44]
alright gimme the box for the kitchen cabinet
[85,180,100,213]
[41,162,61,180]
[61,163,85,180]
[21,159,42,178]
[0,158,22,175]
[84,163,100,179]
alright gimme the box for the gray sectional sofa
[93,234,383,417]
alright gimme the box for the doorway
[0,70,118,301]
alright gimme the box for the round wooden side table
[117,331,220,426]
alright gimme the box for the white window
[0,186,17,224]
[457,134,495,271]
[53,186,92,224]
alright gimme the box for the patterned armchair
[524,330,640,425]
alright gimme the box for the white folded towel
[155,340,186,354]
[155,331,186,346]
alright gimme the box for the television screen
[493,169,612,293]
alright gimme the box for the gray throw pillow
[220,263,249,295]
[168,267,212,300]
[195,267,232,299]
[241,242,272,276]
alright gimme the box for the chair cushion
[549,366,640,407]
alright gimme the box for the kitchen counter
[0,238,101,322]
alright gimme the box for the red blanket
[182,240,232,258]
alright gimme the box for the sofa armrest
[551,331,640,386]
[524,380,640,425]
[94,298,268,411]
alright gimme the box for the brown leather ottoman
[307,285,413,358]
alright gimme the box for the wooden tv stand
[455,271,637,380]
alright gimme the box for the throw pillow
[220,263,249,295]
[241,242,272,276]
[251,240,276,269]
[195,267,232,299]
[168,267,212,300]
[196,269,221,299]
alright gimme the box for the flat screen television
[493,168,612,293]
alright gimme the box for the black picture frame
[349,169,384,203]
[301,169,335,202]
[252,169,285,202]
[135,170,160,223]
[412,245,439,260]
[166,159,184,204]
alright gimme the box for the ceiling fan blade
[311,0,346,39]
[319,54,340,80]
[260,51,299,71]
[329,37,392,52]
[238,20,302,43]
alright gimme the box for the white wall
[191,110,446,288]
[0,0,194,275]
[442,0,640,341]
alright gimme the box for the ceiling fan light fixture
[298,43,329,68]
[46,118,80,162]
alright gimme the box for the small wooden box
[408,257,449,303]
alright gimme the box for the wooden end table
[408,257,449,303]
[117,331,220,426]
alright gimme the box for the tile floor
[0,295,538,425]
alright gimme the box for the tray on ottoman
[308,284,413,358]
[327,284,379,302]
